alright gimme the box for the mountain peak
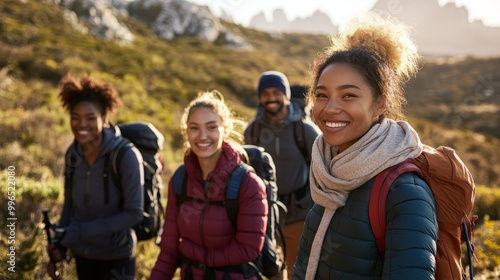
[248,8,337,35]
[246,0,500,57]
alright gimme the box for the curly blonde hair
[307,12,420,120]
[180,90,246,148]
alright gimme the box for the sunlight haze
[186,0,500,28]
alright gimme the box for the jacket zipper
[199,179,209,247]
[84,169,91,206]
[84,169,91,257]
[276,136,280,157]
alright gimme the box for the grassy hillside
[2,1,500,279]
[2,0,499,186]
[0,0,330,172]
[406,56,500,140]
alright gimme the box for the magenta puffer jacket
[150,142,268,280]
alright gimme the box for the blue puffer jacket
[292,172,438,280]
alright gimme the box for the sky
[186,0,500,28]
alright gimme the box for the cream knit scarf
[304,119,423,280]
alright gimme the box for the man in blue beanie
[244,70,320,279]
[257,71,291,100]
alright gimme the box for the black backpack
[110,121,165,243]
[65,121,165,244]
[290,84,310,119]
[171,145,287,278]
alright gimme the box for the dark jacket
[244,102,320,224]
[58,128,144,260]
[245,103,319,196]
[292,172,438,279]
[150,142,268,280]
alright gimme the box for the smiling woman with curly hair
[47,73,143,280]
[292,12,438,280]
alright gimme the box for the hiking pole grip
[42,208,63,279]
[42,208,52,242]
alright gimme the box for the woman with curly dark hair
[292,12,439,279]
[48,73,144,280]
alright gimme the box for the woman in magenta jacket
[150,90,268,280]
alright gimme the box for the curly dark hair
[58,73,123,117]
[307,12,420,121]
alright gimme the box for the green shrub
[474,186,500,223]
[0,173,63,280]
[471,216,500,277]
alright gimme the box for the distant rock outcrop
[128,0,221,41]
[49,0,135,45]
[49,0,249,49]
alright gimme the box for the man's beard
[263,101,284,115]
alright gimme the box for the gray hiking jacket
[58,128,144,260]
[244,103,320,224]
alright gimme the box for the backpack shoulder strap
[171,162,252,229]
[369,160,421,256]
[64,149,75,187]
[64,147,77,207]
[105,137,133,205]
[225,163,253,229]
[250,121,260,146]
[293,119,310,165]
[172,164,188,207]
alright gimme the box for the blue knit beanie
[257,71,291,100]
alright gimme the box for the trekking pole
[462,222,474,280]
[42,208,53,247]
[42,208,63,279]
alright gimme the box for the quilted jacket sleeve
[292,173,438,280]
[382,173,438,279]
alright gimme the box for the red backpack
[369,145,477,279]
